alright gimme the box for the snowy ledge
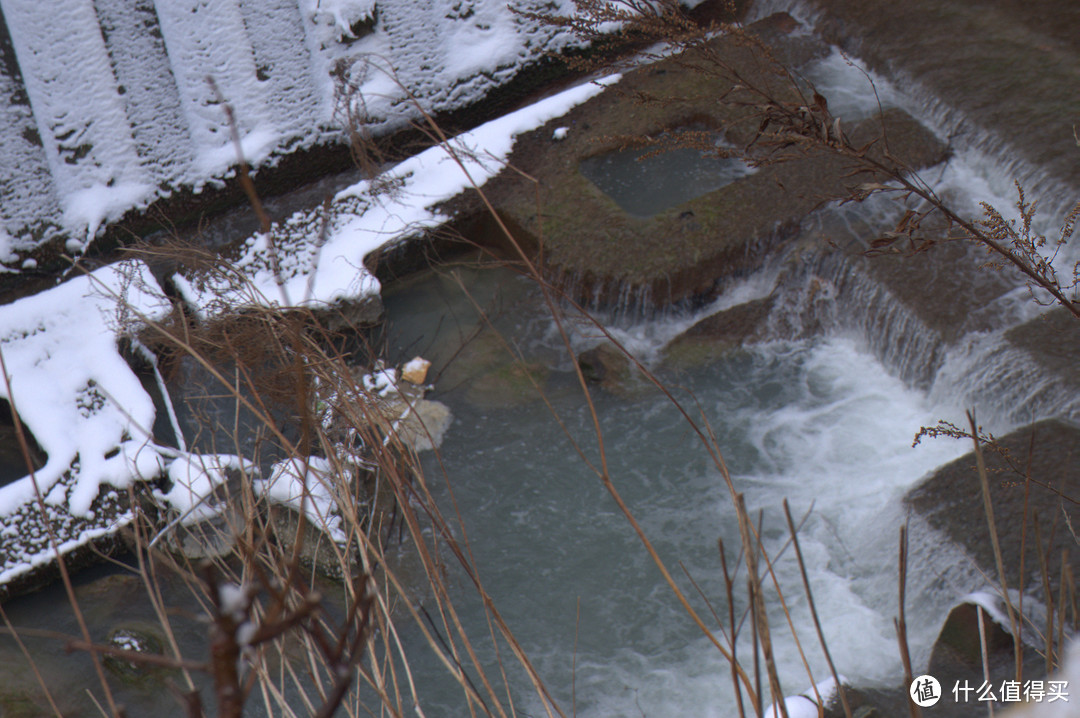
[172,75,621,319]
[0,76,619,598]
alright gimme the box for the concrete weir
[465,14,947,312]
[0,0,584,265]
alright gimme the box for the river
[0,10,1074,718]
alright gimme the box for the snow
[301,0,376,40]
[63,181,156,243]
[175,74,621,317]
[0,0,587,259]
[255,456,348,544]
[2,0,153,239]
[363,367,399,397]
[0,68,621,589]
[218,581,250,621]
[552,126,570,140]
[0,519,134,588]
[763,694,821,718]
[0,259,172,518]
[762,676,847,718]
[961,590,1050,650]
[154,454,253,526]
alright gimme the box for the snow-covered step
[152,0,278,178]
[95,0,195,188]
[0,16,63,259]
[0,0,152,240]
[0,0,580,261]
[238,0,330,143]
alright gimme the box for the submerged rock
[103,624,168,684]
[577,341,638,395]
[465,361,550,409]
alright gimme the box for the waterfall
[931,331,1080,428]
[762,249,947,389]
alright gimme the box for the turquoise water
[375,262,970,716]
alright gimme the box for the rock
[465,361,550,409]
[663,296,774,367]
[311,294,385,331]
[919,598,1052,718]
[401,356,432,385]
[0,478,131,603]
[268,503,363,581]
[151,456,254,561]
[905,419,1080,602]
[578,341,636,394]
[103,625,167,684]
[388,398,452,451]
[928,601,1015,680]
[159,506,244,560]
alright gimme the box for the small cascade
[549,268,659,326]
[563,268,781,366]
[751,0,1079,226]
[931,331,1080,428]
[761,248,1078,427]
[764,251,947,390]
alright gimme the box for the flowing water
[373,261,979,716]
[1,15,1075,718]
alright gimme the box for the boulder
[663,296,774,367]
[578,341,638,395]
[928,601,1016,681]
[905,419,1080,602]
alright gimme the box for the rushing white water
[369,25,1080,708]
[373,260,995,715]
[0,9,1072,716]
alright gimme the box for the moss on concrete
[474,16,947,310]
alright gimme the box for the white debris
[401,356,431,385]
[218,581,250,621]
[363,367,399,397]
